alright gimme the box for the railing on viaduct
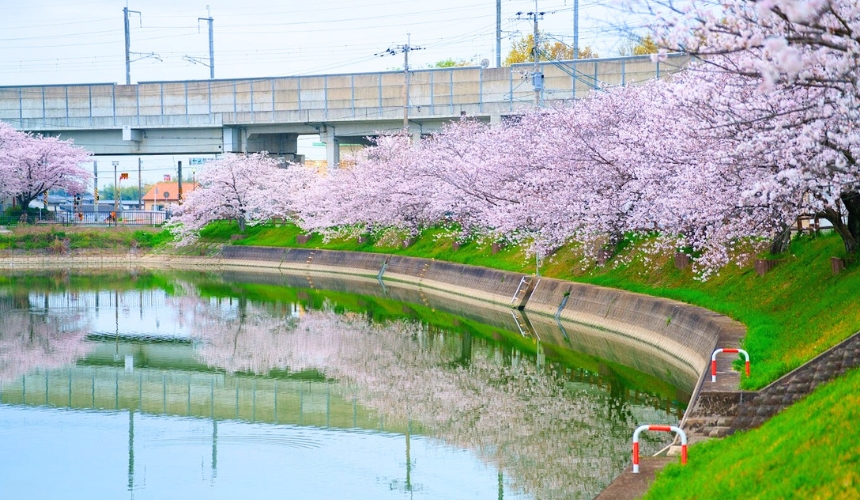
[0,54,690,132]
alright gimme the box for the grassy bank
[0,224,171,252]
[199,221,860,391]
[643,366,860,500]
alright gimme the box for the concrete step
[708,426,733,438]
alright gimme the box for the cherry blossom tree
[295,83,783,273]
[169,153,315,245]
[178,1,860,271]
[636,0,860,254]
[0,125,90,210]
[295,134,450,240]
[0,123,28,200]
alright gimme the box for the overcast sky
[1,0,642,185]
[0,0,640,86]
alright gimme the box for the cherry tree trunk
[842,191,860,256]
[821,202,858,256]
[769,225,792,255]
[15,194,37,212]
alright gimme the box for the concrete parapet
[0,253,143,270]
[3,248,748,414]
[204,247,739,394]
[2,249,743,392]
[279,248,386,276]
[525,278,742,377]
[396,258,526,307]
[220,245,287,264]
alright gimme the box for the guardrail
[632,425,688,473]
[711,348,750,383]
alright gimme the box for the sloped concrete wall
[524,278,743,376]
[386,256,527,307]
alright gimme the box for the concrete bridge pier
[246,132,298,159]
[321,126,339,168]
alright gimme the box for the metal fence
[6,210,170,226]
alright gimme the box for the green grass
[643,366,860,500]
[13,221,859,388]
[232,223,537,271]
[0,226,172,251]
[195,223,860,390]
[563,233,860,390]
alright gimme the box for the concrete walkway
[595,458,674,500]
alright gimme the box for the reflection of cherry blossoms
[192,301,675,499]
[0,310,94,383]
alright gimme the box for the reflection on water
[0,272,683,499]
[0,307,92,382]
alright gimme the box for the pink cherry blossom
[0,123,91,208]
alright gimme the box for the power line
[375,35,424,132]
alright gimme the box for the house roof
[142,182,198,203]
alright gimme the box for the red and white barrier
[711,348,750,382]
[632,425,687,473]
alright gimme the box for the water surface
[0,271,685,499]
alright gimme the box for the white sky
[1,0,644,185]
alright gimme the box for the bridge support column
[245,133,298,159]
[322,127,340,169]
[223,127,242,153]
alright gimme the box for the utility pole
[184,6,215,78]
[93,161,99,216]
[177,161,183,204]
[113,161,119,213]
[205,8,214,79]
[123,7,160,85]
[137,158,142,210]
[403,34,411,132]
[573,0,579,59]
[496,0,502,67]
[124,7,140,85]
[375,37,423,134]
[518,3,545,106]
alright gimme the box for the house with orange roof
[142,182,198,211]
